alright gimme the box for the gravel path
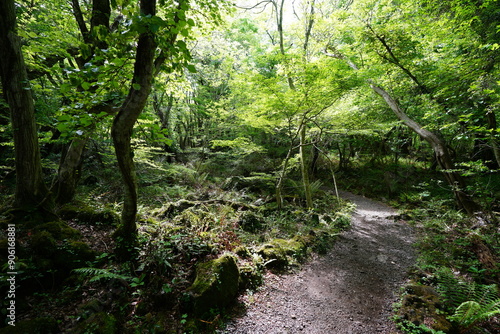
[221,191,416,334]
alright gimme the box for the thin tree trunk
[299,122,313,208]
[486,109,500,168]
[54,137,87,204]
[0,0,51,211]
[276,142,294,210]
[370,84,480,214]
[111,0,159,256]
[324,48,480,214]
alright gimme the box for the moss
[238,211,265,232]
[396,282,453,333]
[234,245,251,258]
[30,231,57,257]
[238,264,263,290]
[34,220,81,240]
[73,312,117,334]
[257,237,308,269]
[58,204,119,226]
[156,200,197,219]
[0,317,59,333]
[55,240,96,270]
[186,253,240,317]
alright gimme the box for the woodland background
[1,0,500,333]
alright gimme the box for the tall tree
[0,0,51,212]
[111,0,228,256]
[111,0,162,255]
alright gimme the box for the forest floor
[219,191,416,334]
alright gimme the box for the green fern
[73,267,130,282]
[449,300,500,330]
[436,269,500,333]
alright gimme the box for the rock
[239,264,263,290]
[34,220,81,240]
[396,282,452,332]
[73,312,117,334]
[222,175,275,193]
[30,231,57,257]
[58,204,119,226]
[238,211,265,232]
[55,240,97,270]
[257,237,308,269]
[160,199,197,218]
[186,253,240,316]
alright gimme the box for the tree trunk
[486,109,500,168]
[0,0,51,211]
[299,123,313,208]
[370,84,480,214]
[111,0,159,256]
[276,141,294,210]
[54,137,87,204]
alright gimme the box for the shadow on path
[221,191,416,334]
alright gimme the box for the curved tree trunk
[0,0,51,212]
[111,0,159,257]
[370,84,480,214]
[324,48,480,214]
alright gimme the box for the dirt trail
[221,191,416,334]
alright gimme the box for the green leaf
[81,82,91,90]
[133,83,141,90]
[186,64,197,73]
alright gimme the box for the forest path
[220,191,416,334]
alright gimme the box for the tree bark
[54,137,87,205]
[486,109,500,168]
[370,84,480,214]
[111,0,163,256]
[299,122,313,208]
[0,0,51,211]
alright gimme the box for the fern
[73,267,130,282]
[436,268,500,333]
[449,300,500,330]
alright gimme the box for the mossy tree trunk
[0,0,51,212]
[111,0,170,258]
[299,122,313,208]
[54,137,87,205]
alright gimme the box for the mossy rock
[58,204,119,226]
[55,240,97,270]
[34,220,81,240]
[73,312,117,334]
[239,264,263,290]
[257,237,308,269]
[396,282,452,333]
[160,200,197,218]
[222,175,274,193]
[238,211,265,233]
[30,231,57,257]
[186,253,240,317]
[0,317,59,333]
[234,245,251,258]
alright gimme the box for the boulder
[257,237,308,269]
[186,253,239,316]
[396,283,453,333]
